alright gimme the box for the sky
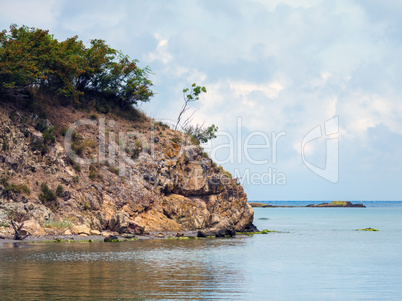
[1,0,401,201]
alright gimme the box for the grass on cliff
[43,219,73,230]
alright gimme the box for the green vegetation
[39,182,56,205]
[175,83,207,130]
[131,146,141,160]
[109,166,120,175]
[155,121,169,130]
[104,237,120,242]
[43,218,72,230]
[4,183,31,195]
[356,228,379,231]
[330,201,348,206]
[56,184,63,197]
[173,83,218,145]
[1,177,31,195]
[187,124,218,145]
[2,140,9,151]
[0,24,153,108]
[42,127,56,143]
[236,229,277,236]
[88,165,96,180]
[170,135,181,144]
[0,221,9,227]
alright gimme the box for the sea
[0,201,401,300]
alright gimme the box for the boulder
[197,226,236,238]
[21,219,46,236]
[109,211,130,233]
[5,156,20,171]
[73,224,91,235]
[162,194,209,229]
[90,229,101,236]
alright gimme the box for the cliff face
[0,104,254,237]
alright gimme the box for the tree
[175,83,218,144]
[0,24,154,106]
[175,83,207,130]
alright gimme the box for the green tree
[175,83,207,130]
[0,24,153,106]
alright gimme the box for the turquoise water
[0,202,401,300]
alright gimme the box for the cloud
[144,34,173,64]
[0,0,61,29]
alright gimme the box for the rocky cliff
[0,103,255,238]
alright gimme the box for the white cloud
[145,34,173,64]
[228,80,284,100]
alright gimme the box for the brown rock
[73,224,91,235]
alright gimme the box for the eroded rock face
[0,106,255,237]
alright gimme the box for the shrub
[109,166,119,175]
[135,140,142,148]
[201,152,209,159]
[2,140,9,151]
[224,171,232,179]
[39,182,56,204]
[34,120,48,132]
[9,110,19,121]
[2,179,31,195]
[186,124,218,144]
[170,136,181,144]
[71,132,96,156]
[31,138,48,155]
[131,147,141,160]
[43,127,56,143]
[155,121,169,130]
[88,164,101,180]
[56,184,63,197]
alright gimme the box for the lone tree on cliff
[175,83,218,144]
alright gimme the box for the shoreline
[0,230,226,248]
[0,229,273,248]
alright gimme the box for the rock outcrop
[0,105,255,237]
[306,201,365,208]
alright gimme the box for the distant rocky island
[306,201,365,208]
[249,201,365,208]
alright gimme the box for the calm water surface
[1,202,402,300]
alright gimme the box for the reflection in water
[0,239,249,300]
[3,207,401,300]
